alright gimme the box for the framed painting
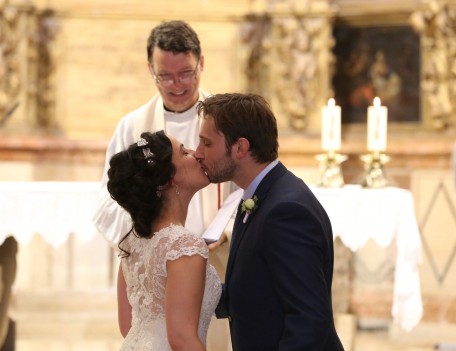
[332,25,420,124]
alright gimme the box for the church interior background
[1,0,456,350]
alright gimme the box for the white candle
[321,98,341,152]
[367,97,388,152]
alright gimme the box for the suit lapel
[225,162,287,286]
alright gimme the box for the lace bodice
[119,224,221,350]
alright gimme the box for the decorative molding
[419,179,456,285]
[0,134,106,164]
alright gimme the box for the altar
[309,185,423,332]
[0,181,422,331]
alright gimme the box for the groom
[195,93,345,350]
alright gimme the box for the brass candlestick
[316,150,347,188]
[360,151,390,188]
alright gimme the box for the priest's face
[195,117,236,184]
[149,48,203,113]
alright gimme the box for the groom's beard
[205,157,236,184]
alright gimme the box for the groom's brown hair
[197,93,278,163]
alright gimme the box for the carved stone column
[0,0,24,128]
[241,0,336,133]
[410,0,456,130]
[0,0,57,133]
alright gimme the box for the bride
[107,130,221,350]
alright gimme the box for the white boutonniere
[240,195,258,223]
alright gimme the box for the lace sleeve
[165,230,209,262]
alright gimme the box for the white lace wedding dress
[119,224,221,350]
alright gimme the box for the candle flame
[374,97,381,107]
[328,98,335,107]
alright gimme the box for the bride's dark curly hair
[107,130,175,256]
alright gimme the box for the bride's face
[169,136,209,191]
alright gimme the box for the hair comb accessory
[137,138,148,147]
[143,148,155,164]
[137,137,155,164]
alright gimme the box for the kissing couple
[107,93,345,350]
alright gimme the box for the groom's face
[195,117,236,183]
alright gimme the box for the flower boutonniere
[240,195,258,223]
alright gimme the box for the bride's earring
[175,185,180,196]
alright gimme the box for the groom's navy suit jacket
[218,162,344,350]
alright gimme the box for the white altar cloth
[309,184,423,332]
[0,181,422,331]
[0,181,100,248]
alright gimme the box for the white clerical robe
[93,89,228,248]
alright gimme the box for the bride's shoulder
[160,224,207,255]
